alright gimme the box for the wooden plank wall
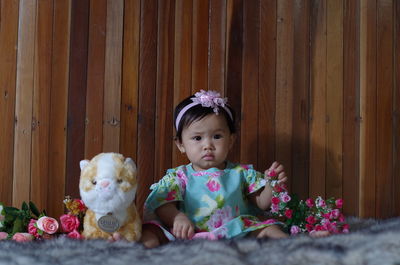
[0,0,399,220]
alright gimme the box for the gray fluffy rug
[0,217,399,265]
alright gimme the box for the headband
[175,90,233,130]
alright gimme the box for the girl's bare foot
[309,230,330,238]
[140,224,168,248]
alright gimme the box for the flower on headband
[192,90,228,114]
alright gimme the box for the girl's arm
[155,202,195,239]
[249,161,287,210]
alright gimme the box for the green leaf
[29,201,40,218]
[21,202,29,212]
[11,217,23,234]
[4,206,20,217]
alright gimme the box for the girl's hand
[172,212,195,239]
[265,161,287,184]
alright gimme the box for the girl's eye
[92,180,97,185]
[117,179,123,184]
[193,136,202,141]
[214,134,222,139]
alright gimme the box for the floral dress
[144,161,281,240]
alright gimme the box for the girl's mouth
[203,154,214,160]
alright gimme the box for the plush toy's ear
[80,160,90,171]
[124,157,137,171]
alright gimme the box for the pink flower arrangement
[268,177,349,235]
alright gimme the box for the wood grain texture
[137,0,158,216]
[291,0,310,198]
[258,0,277,173]
[13,0,36,207]
[47,0,71,218]
[120,0,140,160]
[225,0,243,164]
[326,0,343,199]
[192,0,208,91]
[276,0,294,190]
[0,0,19,206]
[66,0,89,199]
[172,0,192,167]
[359,0,376,217]
[31,0,53,211]
[208,0,226,93]
[103,0,124,152]
[85,0,106,159]
[343,0,360,216]
[154,0,175,183]
[309,0,326,198]
[376,0,393,218]
[394,0,400,217]
[241,0,260,168]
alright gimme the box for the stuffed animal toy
[79,152,141,241]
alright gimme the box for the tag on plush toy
[98,213,120,233]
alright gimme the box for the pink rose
[290,225,300,235]
[28,219,40,238]
[36,216,59,234]
[284,209,293,219]
[67,230,83,239]
[305,198,314,208]
[206,179,221,192]
[335,199,343,208]
[330,209,340,219]
[279,192,291,203]
[60,214,80,233]
[270,204,279,213]
[12,233,34,242]
[306,215,316,224]
[271,197,280,205]
[0,232,8,240]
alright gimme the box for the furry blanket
[1,217,399,265]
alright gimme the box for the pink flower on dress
[176,170,188,189]
[248,183,257,193]
[165,190,177,201]
[206,179,221,192]
[240,164,250,170]
[28,219,40,238]
[206,206,232,230]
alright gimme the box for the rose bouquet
[267,174,349,235]
[0,196,87,241]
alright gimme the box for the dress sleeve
[144,169,185,212]
[242,165,267,195]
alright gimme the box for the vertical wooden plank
[258,0,277,172]
[103,0,124,152]
[31,0,53,211]
[0,0,19,206]
[155,0,175,183]
[241,0,260,167]
[120,0,140,160]
[192,0,208,91]
[66,0,89,199]
[209,0,226,94]
[376,0,393,218]
[326,0,343,199]
[85,0,107,159]
[309,0,326,198]
[13,0,37,207]
[48,0,71,218]
[137,0,158,216]
[394,0,400,216]
[226,0,242,163]
[172,0,192,167]
[359,0,376,218]
[276,0,294,190]
[343,0,360,216]
[291,0,310,199]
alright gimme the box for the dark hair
[173,94,236,142]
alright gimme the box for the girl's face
[175,114,236,171]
